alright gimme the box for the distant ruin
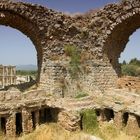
[0,65,16,88]
[0,0,140,137]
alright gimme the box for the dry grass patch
[0,122,140,140]
[18,123,98,140]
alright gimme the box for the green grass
[75,92,88,98]
[80,109,99,134]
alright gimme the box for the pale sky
[0,0,139,65]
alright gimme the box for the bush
[121,64,138,76]
[121,58,140,77]
[64,45,81,79]
[136,67,140,76]
[129,58,140,66]
[80,109,98,134]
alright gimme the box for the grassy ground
[96,122,140,140]
[0,122,139,140]
[18,123,97,140]
[20,123,140,140]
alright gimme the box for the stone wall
[0,0,140,96]
[0,88,139,137]
[1,105,140,137]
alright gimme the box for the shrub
[64,44,78,57]
[64,44,81,79]
[80,109,99,134]
[129,58,140,66]
[121,64,137,76]
[121,58,140,77]
[136,67,140,76]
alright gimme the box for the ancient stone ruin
[0,65,16,88]
[0,0,140,137]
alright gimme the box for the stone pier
[6,114,16,137]
[22,109,33,134]
[114,112,123,128]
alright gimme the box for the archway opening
[103,13,140,91]
[0,117,6,134]
[39,107,60,124]
[0,7,44,90]
[104,14,140,75]
[136,115,140,128]
[0,25,38,91]
[31,111,36,130]
[122,112,129,127]
[103,108,114,122]
[16,112,23,135]
[119,29,140,77]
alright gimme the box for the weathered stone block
[22,109,33,134]
[114,112,123,128]
[6,114,16,137]
[126,114,140,135]
[58,111,80,131]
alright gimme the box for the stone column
[22,108,33,134]
[126,114,140,135]
[6,114,16,137]
[114,112,123,128]
[10,67,12,85]
[34,110,40,127]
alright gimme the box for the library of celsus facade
[0,65,16,88]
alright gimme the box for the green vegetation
[121,58,140,77]
[16,70,37,76]
[75,91,88,98]
[64,44,81,79]
[80,109,99,134]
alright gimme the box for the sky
[0,0,139,65]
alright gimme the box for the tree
[122,60,126,65]
[129,58,140,66]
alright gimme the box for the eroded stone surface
[0,0,140,96]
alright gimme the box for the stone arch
[103,5,140,77]
[0,1,45,83]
